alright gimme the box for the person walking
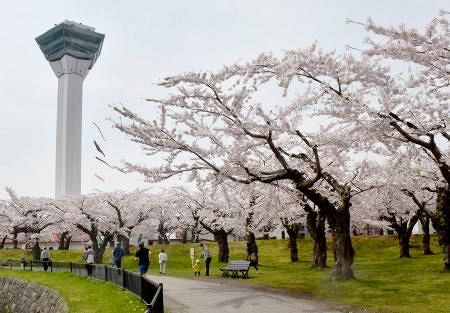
[40,247,50,271]
[137,234,143,246]
[158,249,168,274]
[200,243,212,276]
[112,242,124,268]
[248,253,259,272]
[85,246,95,277]
[192,259,201,277]
[135,242,151,275]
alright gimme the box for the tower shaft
[51,55,90,198]
[36,21,104,198]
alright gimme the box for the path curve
[147,275,347,313]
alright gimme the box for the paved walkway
[147,275,346,313]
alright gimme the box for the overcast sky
[0,0,447,198]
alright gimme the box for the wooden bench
[220,260,251,279]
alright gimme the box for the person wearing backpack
[84,246,95,277]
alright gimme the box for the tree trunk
[0,235,7,249]
[91,235,99,261]
[191,217,201,243]
[286,228,299,262]
[64,235,72,250]
[92,234,114,264]
[58,231,68,250]
[430,186,450,270]
[331,208,355,280]
[305,205,327,268]
[182,230,188,244]
[246,231,259,265]
[31,241,41,261]
[399,231,411,258]
[419,215,433,255]
[214,230,229,263]
[12,233,18,249]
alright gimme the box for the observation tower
[36,21,105,198]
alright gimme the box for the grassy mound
[0,269,144,313]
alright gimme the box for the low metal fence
[1,259,163,313]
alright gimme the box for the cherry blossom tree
[113,48,385,278]
[104,190,155,254]
[2,188,56,249]
[344,12,449,268]
[0,200,12,249]
[174,184,242,262]
[55,194,116,263]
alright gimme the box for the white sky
[0,0,447,198]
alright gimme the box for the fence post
[140,275,144,302]
[157,283,164,313]
[70,262,73,273]
[105,265,108,281]
[30,260,33,271]
[122,269,126,289]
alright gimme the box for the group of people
[35,237,217,278]
[134,240,213,277]
[134,241,168,275]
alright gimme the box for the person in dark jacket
[112,242,124,268]
[135,242,151,275]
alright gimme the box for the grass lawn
[0,269,145,313]
[2,235,449,313]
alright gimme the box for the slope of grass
[0,269,145,313]
[2,236,449,313]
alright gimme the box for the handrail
[1,258,163,313]
[150,283,163,307]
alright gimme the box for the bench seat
[220,260,251,279]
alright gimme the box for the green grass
[0,269,145,313]
[1,236,449,313]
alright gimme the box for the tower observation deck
[36,21,105,198]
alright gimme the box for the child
[21,257,27,269]
[193,259,201,277]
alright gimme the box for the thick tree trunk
[246,231,259,265]
[182,230,188,244]
[430,186,450,270]
[299,187,354,280]
[58,231,70,250]
[64,235,72,250]
[191,217,201,243]
[91,236,99,260]
[58,233,65,250]
[332,208,355,280]
[0,235,7,249]
[313,224,327,267]
[92,234,113,264]
[419,215,433,255]
[12,233,18,249]
[399,231,411,258]
[287,229,299,262]
[31,240,41,261]
[305,205,327,268]
[214,230,229,263]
